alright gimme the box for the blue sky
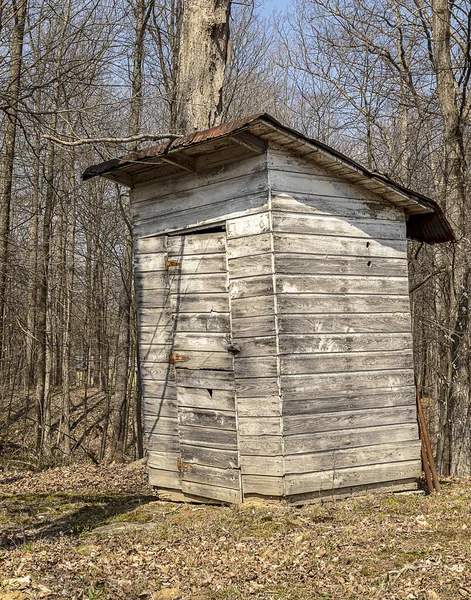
[259,0,290,15]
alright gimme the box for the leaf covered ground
[0,464,470,600]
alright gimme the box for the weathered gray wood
[178,407,236,430]
[285,440,421,474]
[226,212,270,238]
[226,233,272,258]
[235,377,279,397]
[229,276,273,299]
[228,254,273,279]
[278,313,411,334]
[280,350,413,375]
[170,273,228,294]
[281,370,415,400]
[234,356,278,377]
[238,435,283,456]
[277,274,409,296]
[135,272,169,290]
[135,235,167,254]
[139,326,173,346]
[167,254,227,274]
[275,253,407,277]
[272,212,406,241]
[177,387,235,411]
[148,466,182,490]
[237,395,281,417]
[284,423,419,454]
[148,450,179,472]
[271,193,404,222]
[137,309,174,329]
[231,315,276,338]
[139,344,171,363]
[273,233,406,259]
[242,474,283,496]
[143,415,178,436]
[240,455,283,476]
[144,399,177,418]
[173,351,232,370]
[173,332,230,351]
[231,296,275,319]
[279,333,412,354]
[171,313,230,332]
[136,289,173,308]
[179,425,237,450]
[147,432,180,453]
[277,294,411,315]
[180,463,240,489]
[238,416,281,436]
[284,459,422,495]
[140,362,175,381]
[180,445,238,469]
[235,336,277,358]
[141,379,176,399]
[284,405,416,436]
[167,232,226,255]
[176,369,235,390]
[181,480,240,504]
[282,387,416,415]
[134,253,167,272]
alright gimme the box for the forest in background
[0,0,470,475]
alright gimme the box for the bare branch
[42,132,182,147]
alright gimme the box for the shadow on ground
[0,492,156,549]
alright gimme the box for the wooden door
[167,230,241,504]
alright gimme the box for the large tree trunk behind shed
[174,0,231,132]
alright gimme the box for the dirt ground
[0,463,470,600]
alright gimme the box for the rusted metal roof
[82,113,454,244]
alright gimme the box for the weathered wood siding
[226,212,283,497]
[268,144,421,497]
[131,154,270,496]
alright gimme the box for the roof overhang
[82,113,454,244]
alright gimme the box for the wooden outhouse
[84,114,454,503]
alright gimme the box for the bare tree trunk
[0,0,27,370]
[174,0,231,132]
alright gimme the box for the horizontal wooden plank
[182,480,240,504]
[284,405,416,436]
[167,232,226,255]
[277,274,409,296]
[231,315,276,338]
[282,387,416,416]
[143,415,178,436]
[231,295,275,319]
[173,332,231,352]
[140,362,175,380]
[135,236,167,254]
[236,377,279,397]
[136,289,172,308]
[173,351,232,370]
[177,387,235,411]
[179,425,238,450]
[240,455,283,476]
[147,432,180,453]
[171,313,230,332]
[284,460,422,496]
[228,254,273,278]
[137,309,173,329]
[274,253,407,277]
[160,293,229,313]
[178,407,236,431]
[167,254,227,274]
[139,326,173,346]
[226,233,272,259]
[237,395,281,417]
[134,253,167,272]
[236,336,277,358]
[242,474,283,496]
[230,276,273,299]
[272,212,406,241]
[175,369,234,390]
[139,344,171,363]
[238,416,281,436]
[277,293,412,315]
[147,450,179,472]
[284,423,419,455]
[148,466,181,490]
[273,233,406,259]
[182,463,240,490]
[227,212,270,238]
[280,350,413,375]
[281,369,415,400]
[285,440,422,474]
[238,435,283,456]
[279,333,412,354]
[278,313,411,334]
[141,379,176,399]
[180,445,238,469]
[270,193,403,222]
[234,356,278,378]
[135,192,268,238]
[135,271,168,291]
[170,273,228,294]
[144,398,177,419]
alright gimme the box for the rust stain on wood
[170,352,187,364]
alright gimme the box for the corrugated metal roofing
[82,113,454,244]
